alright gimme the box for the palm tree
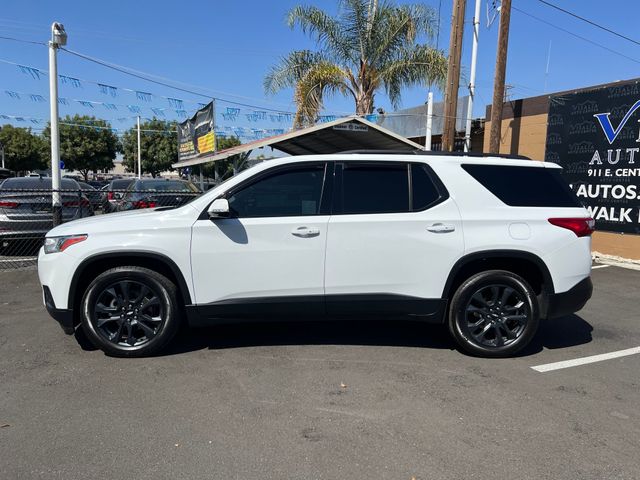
[265,0,447,128]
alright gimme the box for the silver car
[0,177,93,252]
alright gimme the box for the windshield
[135,180,198,192]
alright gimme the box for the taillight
[107,191,114,201]
[0,201,18,208]
[132,200,156,209]
[548,217,595,237]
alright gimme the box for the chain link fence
[0,187,201,271]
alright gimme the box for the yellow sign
[197,131,215,155]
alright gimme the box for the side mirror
[207,198,230,218]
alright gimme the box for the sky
[1,0,640,140]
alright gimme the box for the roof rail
[337,149,532,160]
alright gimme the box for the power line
[60,48,213,100]
[512,6,640,65]
[0,35,45,46]
[0,35,303,114]
[59,48,308,114]
[535,0,640,48]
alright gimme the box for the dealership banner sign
[177,102,215,161]
[546,80,640,234]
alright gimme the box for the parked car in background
[0,168,14,180]
[1,177,93,252]
[78,182,103,211]
[102,178,134,213]
[86,180,108,190]
[117,179,200,211]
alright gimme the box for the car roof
[136,178,187,183]
[256,153,554,169]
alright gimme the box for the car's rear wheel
[448,270,539,357]
[80,266,181,357]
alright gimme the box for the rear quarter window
[461,164,582,207]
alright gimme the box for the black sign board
[177,102,215,161]
[546,80,640,234]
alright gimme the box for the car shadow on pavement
[168,313,592,357]
[517,314,593,357]
[73,314,593,357]
[159,320,454,355]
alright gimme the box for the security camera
[51,22,67,46]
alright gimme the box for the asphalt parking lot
[1,265,639,480]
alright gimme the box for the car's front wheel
[80,266,181,357]
[448,270,539,357]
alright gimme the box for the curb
[592,251,640,271]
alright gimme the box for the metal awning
[172,116,424,168]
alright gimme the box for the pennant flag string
[136,91,152,102]
[0,58,312,116]
[167,98,184,109]
[18,65,44,80]
[59,75,82,88]
[98,83,118,97]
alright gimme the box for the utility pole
[136,115,142,179]
[488,0,512,153]
[442,0,466,152]
[464,0,481,152]
[0,142,4,169]
[425,92,434,151]
[212,99,219,185]
[48,22,67,226]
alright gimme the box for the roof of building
[375,96,470,139]
[172,116,424,168]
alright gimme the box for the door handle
[291,226,320,238]
[426,223,455,233]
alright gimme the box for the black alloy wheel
[462,284,528,348]
[93,280,164,347]
[81,266,180,357]
[448,270,539,357]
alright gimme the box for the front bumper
[43,285,75,334]
[542,277,593,319]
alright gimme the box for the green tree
[121,119,177,177]
[200,136,250,181]
[42,115,119,181]
[265,0,447,127]
[0,125,47,172]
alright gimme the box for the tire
[448,270,539,357]
[80,266,181,357]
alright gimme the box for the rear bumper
[542,277,593,319]
[42,285,75,334]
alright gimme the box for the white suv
[38,153,593,357]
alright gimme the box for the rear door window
[411,163,442,210]
[340,163,410,214]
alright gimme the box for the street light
[49,22,66,226]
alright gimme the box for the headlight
[43,234,88,254]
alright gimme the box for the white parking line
[531,347,640,373]
[592,265,610,269]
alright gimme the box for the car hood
[45,204,199,237]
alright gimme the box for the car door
[190,161,332,318]
[324,161,464,318]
